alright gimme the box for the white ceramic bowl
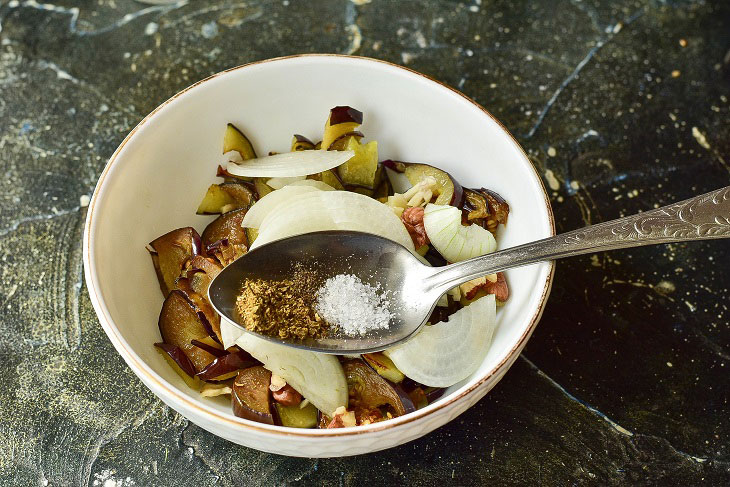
[83,55,554,457]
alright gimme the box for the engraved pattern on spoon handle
[426,186,730,294]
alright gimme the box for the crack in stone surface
[524,7,647,138]
[521,355,716,466]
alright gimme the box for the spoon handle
[425,186,730,295]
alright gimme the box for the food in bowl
[147,106,511,428]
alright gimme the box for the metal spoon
[209,185,730,354]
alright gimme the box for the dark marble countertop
[1,0,728,485]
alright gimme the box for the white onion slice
[235,331,348,416]
[385,167,412,193]
[226,150,354,177]
[241,185,320,229]
[384,294,496,387]
[266,176,305,189]
[423,204,497,262]
[251,191,414,251]
[220,319,244,349]
[285,179,335,191]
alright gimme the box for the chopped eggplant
[174,276,221,340]
[390,381,416,414]
[372,174,392,201]
[244,228,258,246]
[197,348,259,382]
[326,131,363,151]
[223,123,257,160]
[275,402,318,428]
[185,255,222,296]
[407,386,428,410]
[362,353,405,383]
[158,290,217,373]
[154,342,201,390]
[201,207,248,263]
[343,359,406,423]
[479,188,510,232]
[232,366,274,424]
[253,177,274,199]
[461,188,510,235]
[190,337,227,357]
[383,160,464,206]
[196,183,256,215]
[322,106,362,149]
[291,134,316,151]
[307,169,345,190]
[147,227,201,297]
[335,137,379,189]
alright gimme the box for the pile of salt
[315,274,392,336]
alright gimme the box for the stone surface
[1,0,729,485]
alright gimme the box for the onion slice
[226,150,354,177]
[286,179,335,191]
[266,176,305,189]
[423,204,497,262]
[234,331,348,416]
[384,294,497,387]
[241,185,320,229]
[251,190,415,251]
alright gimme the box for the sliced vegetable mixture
[148,106,510,428]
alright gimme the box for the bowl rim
[83,54,555,438]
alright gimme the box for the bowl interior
[87,56,553,428]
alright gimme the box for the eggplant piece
[275,402,318,428]
[408,387,428,410]
[216,164,253,184]
[362,353,405,383]
[190,338,227,357]
[461,188,510,235]
[253,177,274,198]
[196,183,255,215]
[322,106,362,149]
[232,366,274,424]
[201,207,248,254]
[343,359,406,422]
[479,188,510,232]
[291,134,315,151]
[462,188,490,221]
[197,348,259,382]
[326,131,364,151]
[154,342,201,390]
[383,160,464,206]
[185,255,222,296]
[335,137,379,189]
[244,228,258,246]
[223,123,257,160]
[373,175,393,201]
[148,227,201,297]
[175,276,221,340]
[158,290,218,373]
[307,169,345,190]
[391,381,416,414]
[424,386,445,403]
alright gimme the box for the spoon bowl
[208,231,436,353]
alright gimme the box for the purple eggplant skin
[190,339,227,358]
[154,342,197,378]
[329,106,363,125]
[197,349,259,381]
[147,227,201,297]
[389,381,416,414]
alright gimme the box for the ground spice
[235,270,328,340]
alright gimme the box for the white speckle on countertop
[544,169,560,191]
[691,126,711,149]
